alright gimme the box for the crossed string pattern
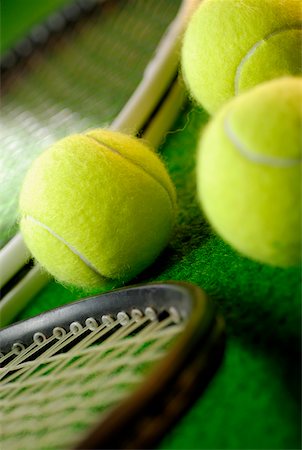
[0,307,184,450]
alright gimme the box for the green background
[2,1,301,449]
[1,0,68,54]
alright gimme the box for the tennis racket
[0,281,225,449]
[0,0,200,326]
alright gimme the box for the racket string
[1,307,185,449]
[1,326,180,413]
[1,0,181,247]
[2,313,180,392]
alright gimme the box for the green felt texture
[17,104,301,449]
[3,0,301,448]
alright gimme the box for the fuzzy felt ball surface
[197,77,302,267]
[19,129,177,288]
[181,0,302,113]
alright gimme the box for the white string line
[43,315,174,384]
[2,376,144,429]
[1,320,114,386]
[224,116,302,167]
[1,316,181,400]
[0,349,21,364]
[23,215,107,279]
[1,322,181,405]
[1,331,123,399]
[2,377,146,441]
[0,334,58,376]
[234,24,302,95]
[1,320,183,446]
[1,328,177,405]
[2,388,147,441]
[1,368,144,418]
[0,328,180,398]
[2,373,150,433]
[1,315,180,382]
[2,372,179,446]
[0,346,37,376]
[86,135,175,209]
[35,316,153,386]
[2,389,137,437]
[0,314,119,370]
[1,0,181,445]
[2,420,91,450]
[2,379,146,434]
[23,128,178,282]
[1,327,81,385]
[2,323,168,374]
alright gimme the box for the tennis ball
[197,77,302,267]
[19,129,177,289]
[181,0,302,113]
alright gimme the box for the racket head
[0,0,195,326]
[0,0,184,248]
[0,281,225,449]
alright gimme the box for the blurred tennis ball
[19,129,177,289]
[181,0,302,113]
[197,77,302,267]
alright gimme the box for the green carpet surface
[15,104,301,450]
[2,0,301,448]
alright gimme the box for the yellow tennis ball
[197,77,302,267]
[181,0,302,113]
[19,129,177,289]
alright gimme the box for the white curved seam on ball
[24,215,106,278]
[86,135,175,209]
[224,117,301,167]
[234,24,302,95]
